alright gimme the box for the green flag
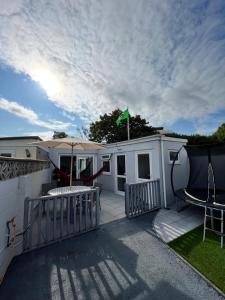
[116,109,129,126]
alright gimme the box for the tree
[166,123,225,145]
[213,123,225,142]
[53,131,68,139]
[89,109,162,143]
[166,133,215,145]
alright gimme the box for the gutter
[160,136,167,208]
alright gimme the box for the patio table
[47,186,93,221]
[48,185,91,195]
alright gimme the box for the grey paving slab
[153,206,204,242]
[100,190,125,224]
[0,214,223,300]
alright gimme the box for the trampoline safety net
[171,144,225,206]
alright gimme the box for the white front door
[115,154,126,195]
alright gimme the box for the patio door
[115,154,126,195]
[77,156,94,186]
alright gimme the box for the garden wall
[0,166,51,283]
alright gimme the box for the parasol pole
[70,144,74,186]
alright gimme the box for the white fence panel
[125,180,161,218]
[23,188,100,252]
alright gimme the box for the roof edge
[0,136,42,141]
[104,134,187,147]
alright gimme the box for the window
[60,155,77,177]
[101,155,111,174]
[117,155,126,176]
[0,153,12,157]
[103,160,110,173]
[136,152,151,180]
[0,150,15,157]
[168,150,179,164]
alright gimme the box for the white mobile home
[97,135,187,207]
[48,134,187,208]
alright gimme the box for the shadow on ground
[0,213,222,300]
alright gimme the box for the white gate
[23,188,100,252]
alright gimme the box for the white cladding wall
[0,168,51,283]
[97,139,162,192]
[162,139,189,206]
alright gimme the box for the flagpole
[127,109,130,140]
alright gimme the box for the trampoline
[171,143,225,247]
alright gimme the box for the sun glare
[33,69,61,95]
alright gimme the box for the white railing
[0,157,50,181]
[23,188,100,252]
[125,179,161,218]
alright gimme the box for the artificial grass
[169,225,225,294]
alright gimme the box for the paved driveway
[0,214,223,300]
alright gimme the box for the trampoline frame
[170,143,225,248]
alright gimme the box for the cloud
[0,0,225,130]
[61,110,76,122]
[0,98,70,130]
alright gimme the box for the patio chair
[41,181,57,196]
[92,182,103,195]
[91,183,102,210]
[72,180,84,186]
[41,181,57,215]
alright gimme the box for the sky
[0,0,225,140]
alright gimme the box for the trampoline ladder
[203,206,224,248]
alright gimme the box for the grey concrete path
[0,213,223,300]
[100,190,125,224]
[153,205,204,242]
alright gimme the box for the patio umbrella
[33,137,104,186]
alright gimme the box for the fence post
[96,187,100,227]
[125,183,129,217]
[157,179,161,207]
[23,197,30,251]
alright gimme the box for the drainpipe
[160,136,167,208]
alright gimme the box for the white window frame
[168,149,180,164]
[59,153,96,178]
[135,151,152,182]
[101,155,111,175]
[59,153,76,170]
